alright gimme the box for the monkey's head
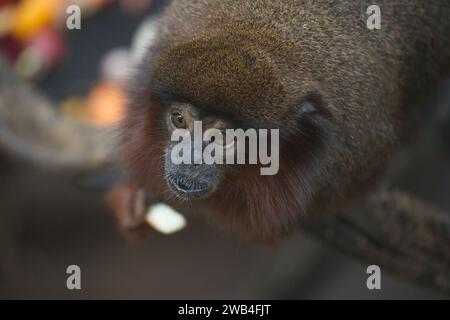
[121,22,393,240]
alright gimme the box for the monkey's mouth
[166,175,213,200]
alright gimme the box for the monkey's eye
[171,112,187,129]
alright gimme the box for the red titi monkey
[110,1,450,241]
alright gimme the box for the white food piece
[145,203,187,235]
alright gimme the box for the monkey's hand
[106,183,152,240]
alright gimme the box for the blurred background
[0,0,449,299]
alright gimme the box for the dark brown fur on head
[121,0,450,241]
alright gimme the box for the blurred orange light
[85,81,126,127]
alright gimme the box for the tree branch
[303,190,450,291]
[0,56,117,174]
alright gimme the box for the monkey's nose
[167,175,211,200]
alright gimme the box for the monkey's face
[122,30,334,239]
[163,102,232,200]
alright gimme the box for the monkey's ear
[296,97,332,141]
[299,101,318,115]
[298,92,332,121]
